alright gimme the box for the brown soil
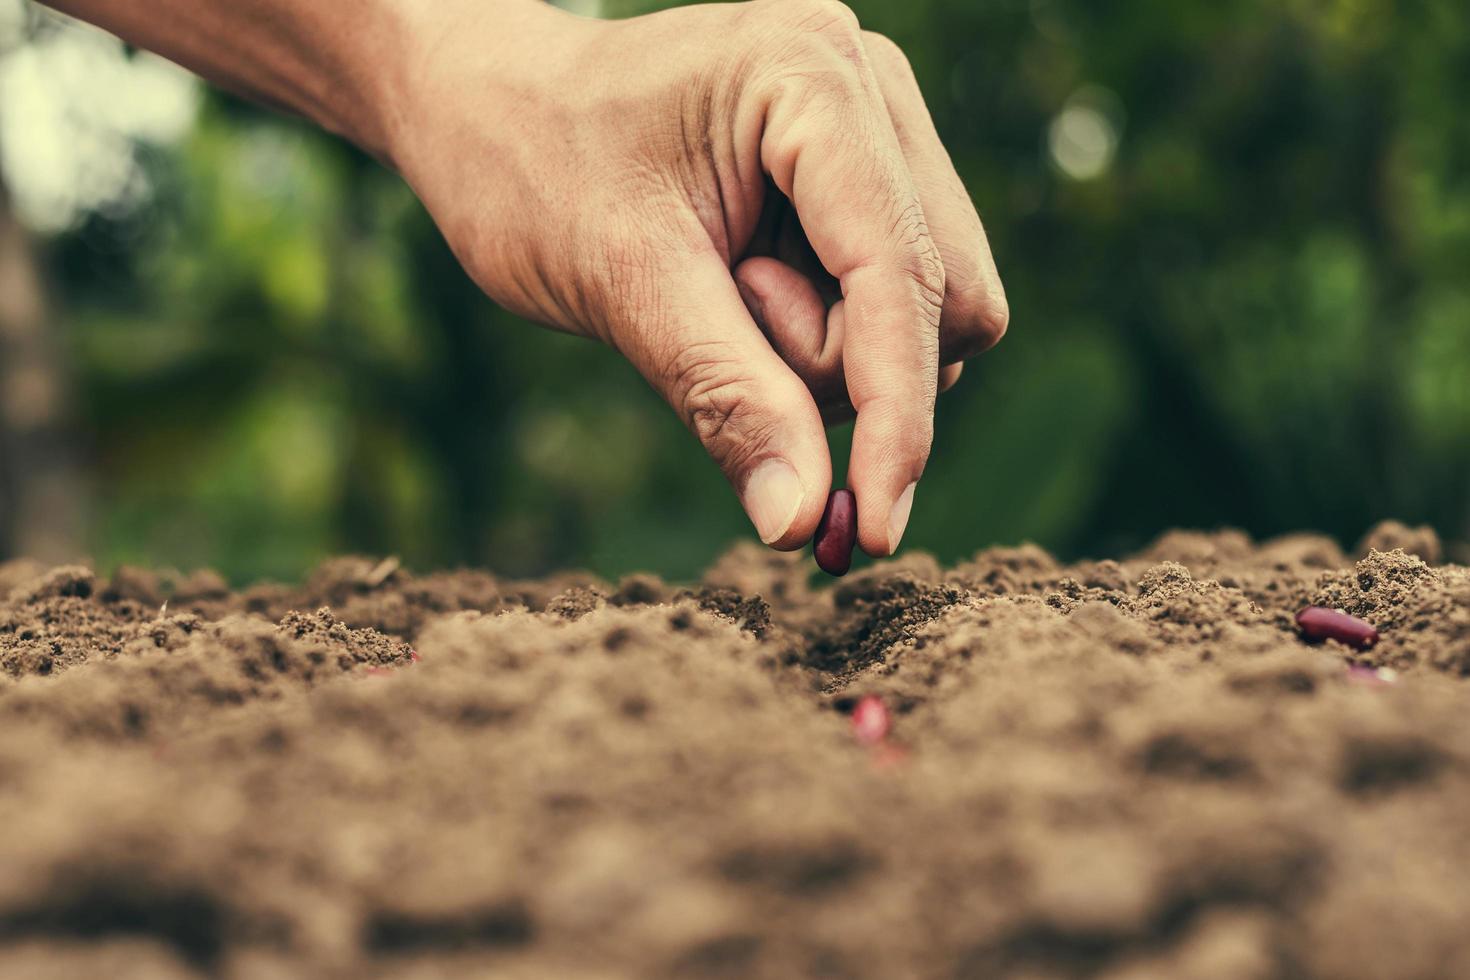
[0,520,1467,979]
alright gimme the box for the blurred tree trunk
[0,184,85,562]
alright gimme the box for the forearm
[40,0,548,165]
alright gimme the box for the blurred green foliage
[32,0,1470,580]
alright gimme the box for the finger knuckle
[749,1,870,112]
[787,0,862,37]
[862,31,912,75]
[794,60,864,107]
[890,202,946,325]
[666,343,780,472]
[914,247,948,319]
[903,264,946,337]
[944,260,1010,354]
[973,285,1011,349]
[763,64,865,148]
[773,0,865,73]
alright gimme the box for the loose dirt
[0,520,1467,979]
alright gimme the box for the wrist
[375,0,592,175]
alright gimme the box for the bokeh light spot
[1047,86,1123,181]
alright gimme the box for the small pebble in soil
[1347,664,1397,686]
[1297,606,1379,650]
[814,488,857,576]
[851,695,891,746]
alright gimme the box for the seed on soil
[851,695,891,746]
[814,488,857,576]
[1297,606,1379,650]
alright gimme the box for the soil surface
[1,521,1467,979]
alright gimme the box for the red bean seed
[851,695,890,746]
[1297,606,1378,650]
[814,488,857,576]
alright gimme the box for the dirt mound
[0,520,1467,978]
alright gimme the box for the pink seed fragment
[1296,606,1378,650]
[814,489,857,576]
[409,650,421,664]
[851,695,890,746]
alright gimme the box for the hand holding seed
[385,0,1008,557]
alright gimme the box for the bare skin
[45,0,1008,555]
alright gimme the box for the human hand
[390,0,1008,554]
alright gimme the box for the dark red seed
[1296,606,1379,650]
[851,695,890,745]
[814,488,857,576]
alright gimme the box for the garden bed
[0,521,1466,978]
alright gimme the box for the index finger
[755,2,943,556]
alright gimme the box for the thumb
[622,251,832,550]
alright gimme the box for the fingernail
[737,282,767,332]
[887,482,917,554]
[743,458,804,544]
